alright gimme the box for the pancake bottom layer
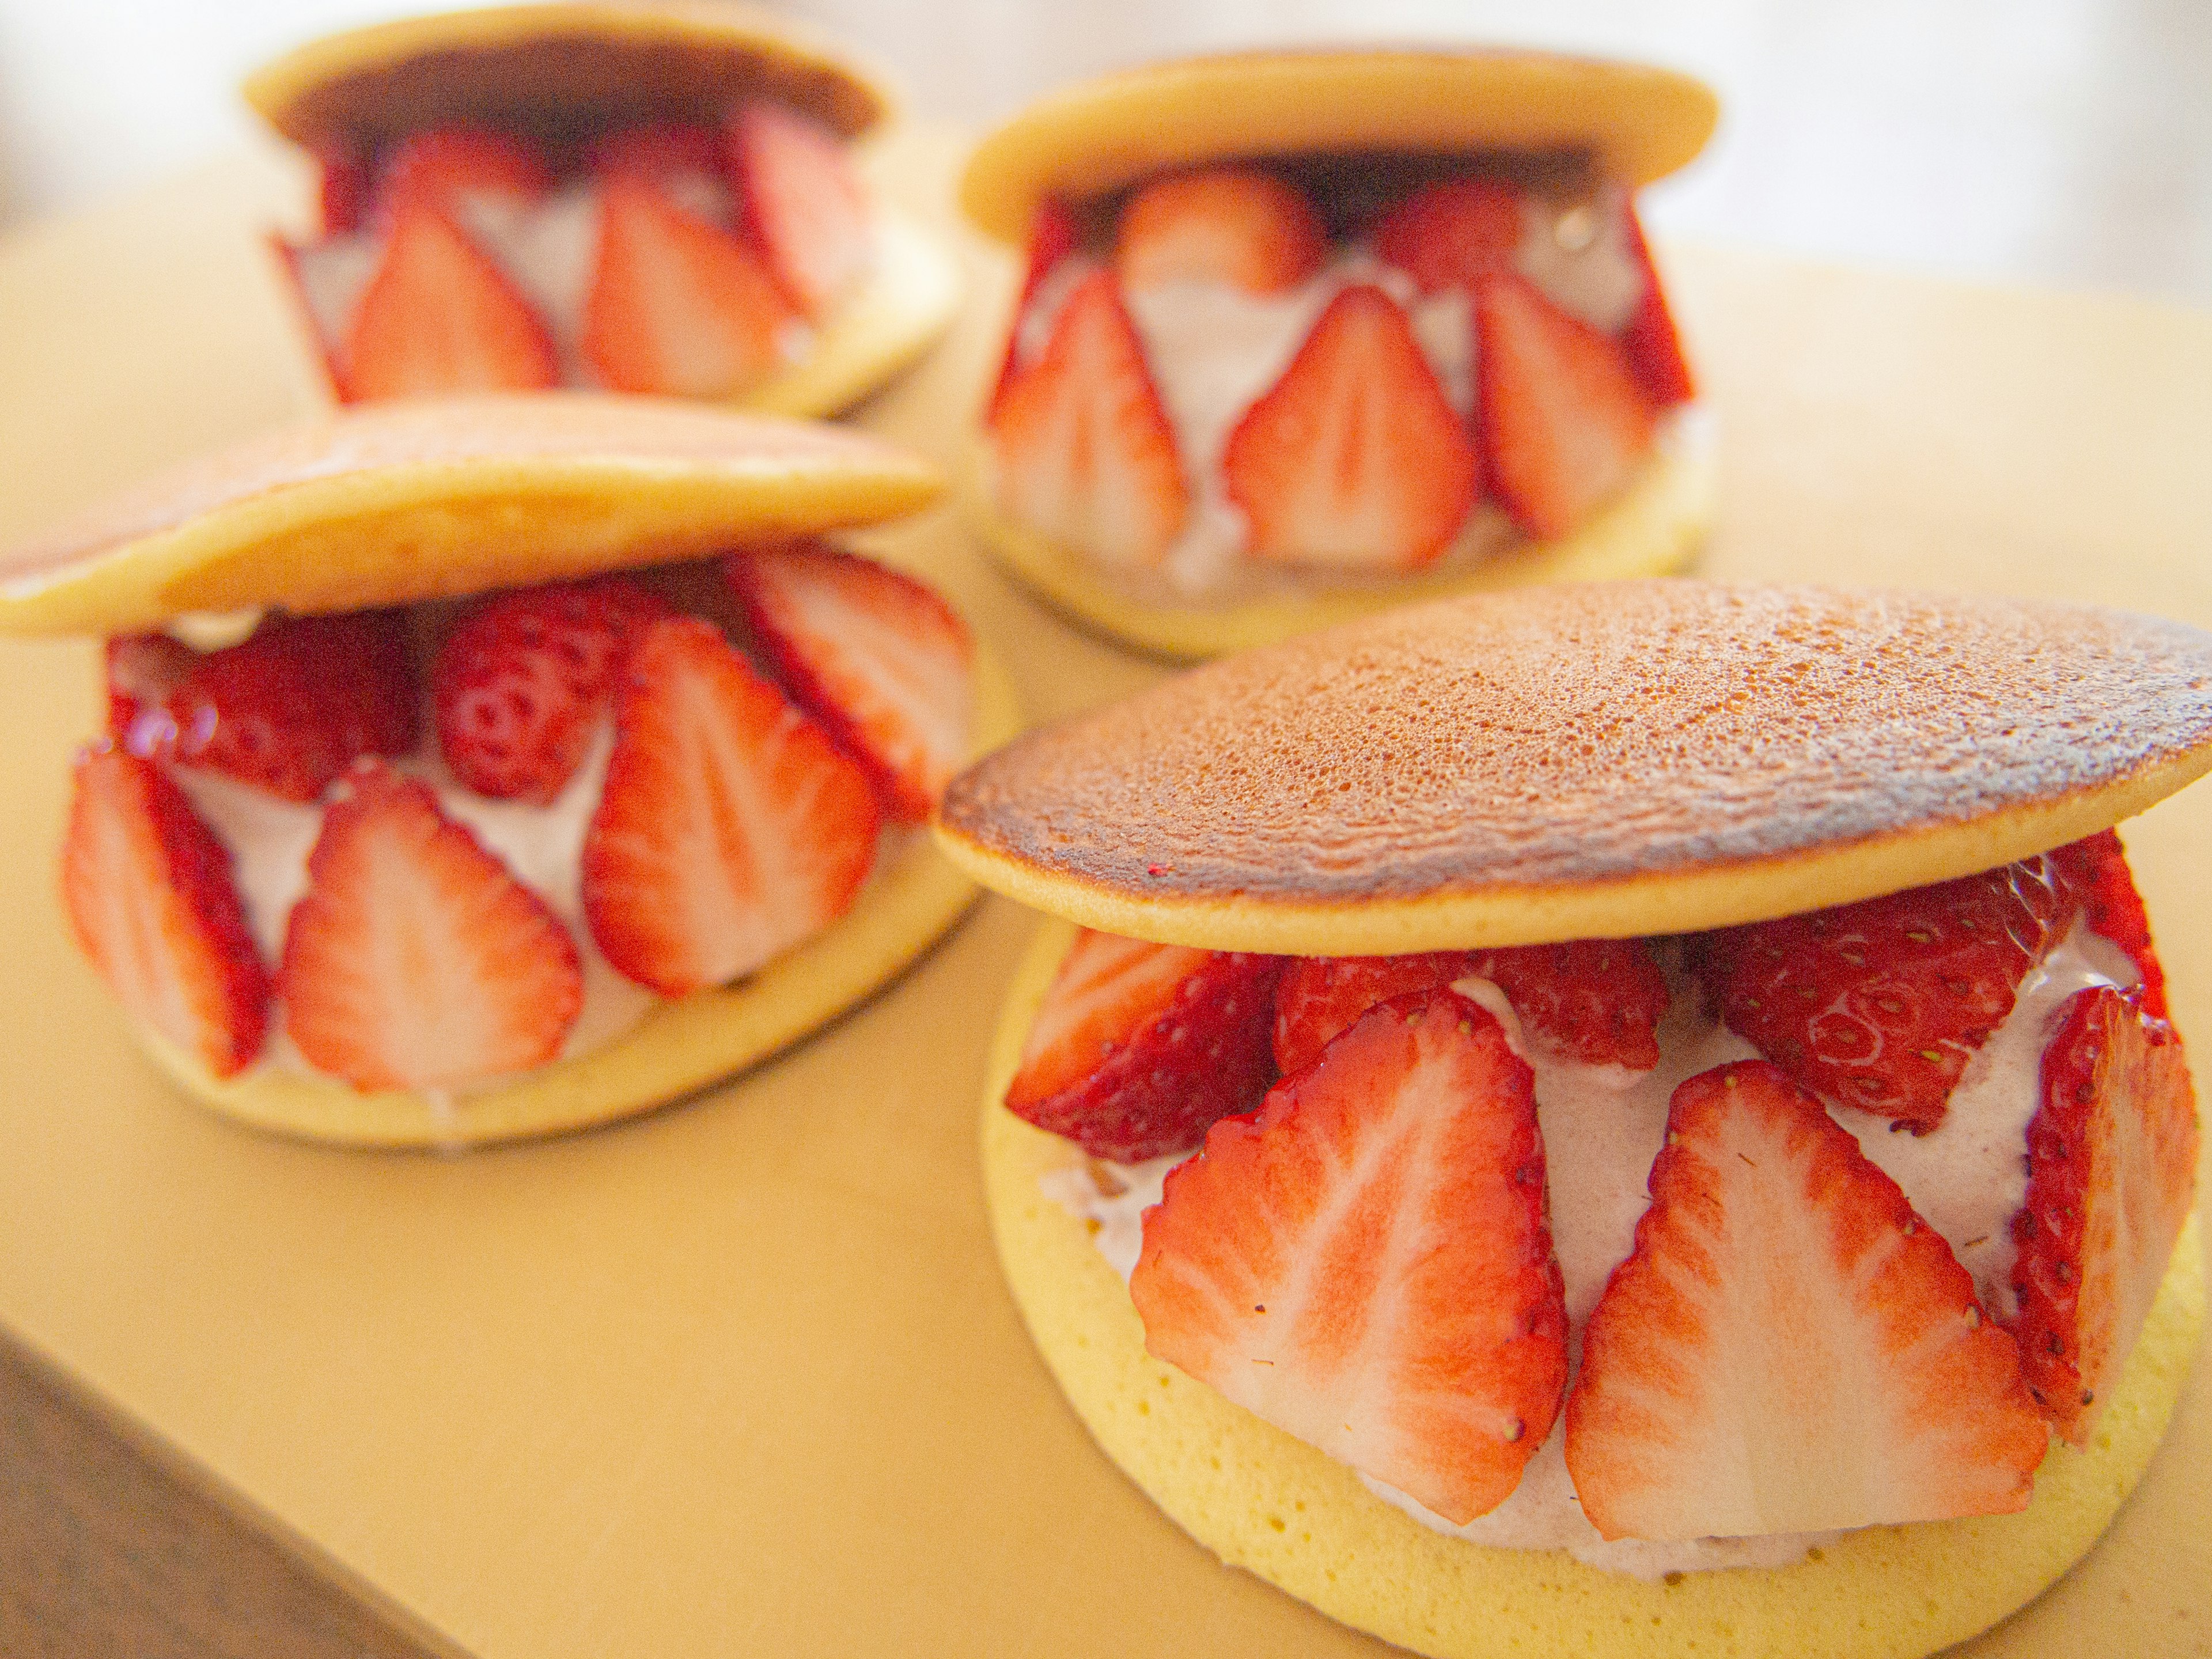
[141,642,1020,1149]
[983,915,2206,1659]
[963,418,1714,660]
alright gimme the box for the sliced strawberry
[1222,283,1479,570]
[1474,271,1656,541]
[1113,166,1325,296]
[108,611,419,805]
[2009,985,2196,1441]
[2049,830,2168,1020]
[1617,198,1696,407]
[1565,1061,2048,1540]
[62,747,270,1078]
[317,147,372,234]
[340,198,559,401]
[582,172,800,398]
[1005,931,1285,1162]
[1272,941,1669,1075]
[730,101,871,321]
[373,126,551,218]
[986,198,1084,420]
[726,545,973,820]
[1132,990,1566,1524]
[1370,178,1522,296]
[988,268,1190,567]
[281,765,581,1092]
[586,122,726,183]
[1696,855,2076,1131]
[581,617,878,995]
[431,577,670,804]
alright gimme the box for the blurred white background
[1,0,2207,302]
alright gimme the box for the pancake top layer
[935,582,2212,954]
[245,1,888,154]
[0,394,942,637]
[960,48,1718,244]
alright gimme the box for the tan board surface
[0,123,2209,1659]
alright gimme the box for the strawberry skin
[1566,1061,2048,1540]
[730,101,872,321]
[432,576,669,804]
[1005,931,1285,1162]
[317,147,372,234]
[2049,830,2169,1019]
[582,617,879,996]
[374,126,551,219]
[62,747,271,1078]
[1222,283,1479,570]
[584,172,799,398]
[586,122,726,183]
[989,268,1190,568]
[1132,990,1567,1524]
[108,611,419,804]
[1618,198,1696,407]
[1696,855,2075,1131]
[1113,166,1325,295]
[726,545,974,820]
[2009,985,2197,1441]
[281,765,582,1092]
[987,198,1083,421]
[340,198,559,401]
[1475,270,1656,541]
[1371,178,1522,295]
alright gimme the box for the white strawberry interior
[1046,922,2141,1576]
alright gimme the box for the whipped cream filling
[1045,923,2137,1577]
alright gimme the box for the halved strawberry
[726,545,973,820]
[107,611,419,805]
[1370,178,1522,296]
[1565,1061,2048,1540]
[989,268,1190,567]
[2009,985,2196,1441]
[586,122,726,184]
[1272,940,1670,1076]
[1132,990,1566,1524]
[1617,198,1696,407]
[62,747,271,1078]
[431,576,670,804]
[281,764,582,1092]
[581,617,878,995]
[373,126,551,219]
[986,197,1084,420]
[1221,283,1479,569]
[582,172,800,398]
[1696,855,2076,1131]
[730,101,871,321]
[1005,931,1285,1162]
[1113,166,1325,295]
[1474,271,1656,541]
[2049,830,2168,1019]
[340,198,560,401]
[317,147,372,234]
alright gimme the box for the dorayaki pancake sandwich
[0,395,1018,1148]
[933,582,2212,1658]
[959,50,1719,658]
[247,2,961,415]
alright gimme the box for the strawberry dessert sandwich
[959,50,1719,658]
[0,396,1016,1147]
[934,582,2212,1658]
[248,2,961,415]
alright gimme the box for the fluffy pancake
[959,49,1719,245]
[981,914,2205,1659]
[935,582,2212,955]
[0,395,942,637]
[961,420,1711,662]
[139,645,1021,1148]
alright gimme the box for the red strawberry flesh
[1617,198,1696,407]
[1113,166,1325,296]
[1371,178,1523,296]
[987,198,1084,419]
[730,101,872,320]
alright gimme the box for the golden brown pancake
[936,582,2212,955]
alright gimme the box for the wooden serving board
[0,125,2207,1658]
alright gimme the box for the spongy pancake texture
[245,1,887,151]
[960,48,1717,244]
[982,916,2206,1659]
[0,395,942,637]
[936,583,2212,955]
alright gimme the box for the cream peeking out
[982,160,1696,594]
